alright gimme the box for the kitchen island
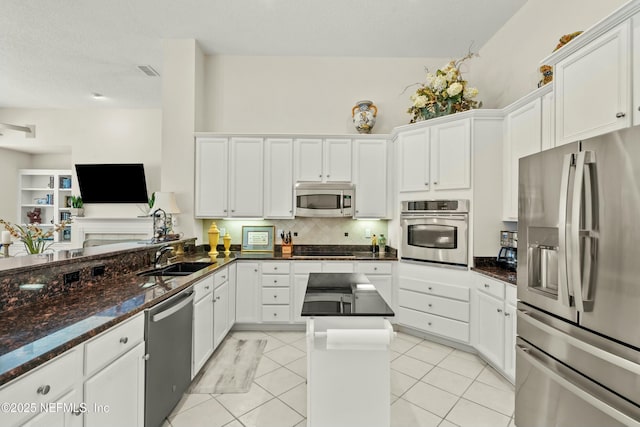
[302,272,394,427]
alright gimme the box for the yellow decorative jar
[223,232,231,256]
[208,221,220,258]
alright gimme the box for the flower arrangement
[0,219,71,254]
[407,51,481,123]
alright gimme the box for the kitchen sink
[138,262,213,277]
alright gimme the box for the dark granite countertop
[302,273,394,317]
[472,257,517,286]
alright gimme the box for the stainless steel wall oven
[400,200,469,266]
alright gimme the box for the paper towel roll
[326,328,391,351]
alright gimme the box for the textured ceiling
[0,0,526,109]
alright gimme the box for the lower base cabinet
[22,389,83,427]
[214,281,230,348]
[83,342,145,427]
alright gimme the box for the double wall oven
[400,200,469,266]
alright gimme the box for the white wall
[203,56,451,133]
[0,148,32,223]
[0,108,162,218]
[471,0,628,108]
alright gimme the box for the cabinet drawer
[0,348,82,426]
[262,305,291,322]
[214,267,229,288]
[399,307,469,343]
[356,262,392,275]
[262,262,290,274]
[261,288,290,305]
[400,277,469,301]
[323,262,354,272]
[399,289,469,322]
[506,284,517,306]
[294,262,322,274]
[261,274,290,287]
[194,276,214,301]
[85,313,145,375]
[476,275,505,299]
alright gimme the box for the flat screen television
[75,163,149,203]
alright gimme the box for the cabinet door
[503,303,516,382]
[192,294,214,375]
[214,282,229,348]
[541,91,555,151]
[293,275,309,323]
[228,263,237,328]
[195,138,229,217]
[555,21,630,145]
[476,292,505,368]
[235,263,260,323]
[295,138,323,182]
[366,275,392,307]
[324,138,351,182]
[398,128,430,192]
[633,13,640,126]
[264,138,294,218]
[354,139,387,218]
[84,342,145,427]
[430,119,471,191]
[503,98,542,220]
[229,137,264,217]
[23,389,82,427]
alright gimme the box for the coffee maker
[497,230,517,271]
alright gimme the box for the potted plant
[69,195,84,217]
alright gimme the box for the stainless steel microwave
[401,200,469,266]
[295,183,354,217]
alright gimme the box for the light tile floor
[166,330,515,427]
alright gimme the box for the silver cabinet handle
[274,279,278,283]
[428,286,433,291]
[425,182,429,186]
[428,303,432,308]
[143,354,150,361]
[37,385,51,395]
[254,269,258,272]
[484,284,490,288]
[616,112,626,118]
[274,266,278,270]
[216,296,221,300]
[273,295,278,298]
[205,286,210,290]
[273,312,278,317]
[120,337,129,344]
[374,267,378,271]
[319,174,322,178]
[327,174,330,178]
[427,322,432,326]
[72,409,83,416]
[434,181,438,185]
[497,308,503,313]
[505,312,511,317]
[222,276,226,280]
[231,209,235,212]
[289,210,293,213]
[223,209,227,212]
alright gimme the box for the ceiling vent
[137,65,160,77]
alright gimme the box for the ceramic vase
[352,100,378,134]
[223,232,231,256]
[208,221,220,258]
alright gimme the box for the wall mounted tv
[75,163,149,203]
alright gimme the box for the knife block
[281,243,293,256]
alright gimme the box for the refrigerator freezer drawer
[515,338,640,427]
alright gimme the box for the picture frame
[241,225,275,252]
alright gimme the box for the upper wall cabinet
[294,138,351,182]
[503,97,542,221]
[554,20,631,145]
[633,13,640,127]
[229,137,264,217]
[264,138,294,219]
[195,138,229,218]
[397,118,471,193]
[353,139,388,218]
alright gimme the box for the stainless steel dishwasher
[144,287,194,427]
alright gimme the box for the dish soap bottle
[378,234,386,255]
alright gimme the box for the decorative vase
[70,208,84,217]
[208,221,220,258]
[223,232,231,257]
[352,100,378,134]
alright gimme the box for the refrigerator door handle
[571,151,597,313]
[516,343,640,427]
[558,153,574,307]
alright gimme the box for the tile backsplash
[203,218,389,246]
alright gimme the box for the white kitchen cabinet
[229,137,264,217]
[235,262,260,323]
[294,138,351,182]
[503,97,542,221]
[356,262,393,308]
[214,281,229,348]
[397,118,471,193]
[192,276,214,376]
[228,263,237,329]
[541,89,555,151]
[293,262,322,323]
[23,389,82,427]
[429,119,471,191]
[633,12,640,126]
[555,20,631,145]
[195,137,229,218]
[83,341,145,427]
[473,273,516,383]
[353,139,388,218]
[260,262,291,323]
[264,138,294,218]
[398,262,471,343]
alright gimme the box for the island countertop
[301,272,394,317]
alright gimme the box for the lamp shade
[153,192,181,214]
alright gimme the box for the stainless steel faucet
[152,208,167,242]
[153,245,174,268]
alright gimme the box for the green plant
[70,195,83,208]
[0,219,71,254]
[148,192,155,209]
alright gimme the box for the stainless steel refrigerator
[516,126,640,427]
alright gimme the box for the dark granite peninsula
[302,272,394,317]
[472,257,517,285]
